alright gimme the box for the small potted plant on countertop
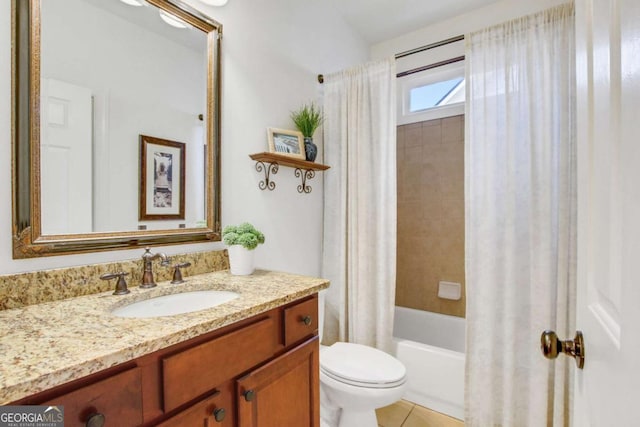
[222,222,265,275]
[290,102,323,162]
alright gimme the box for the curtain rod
[395,34,464,59]
[396,55,465,78]
[318,34,464,84]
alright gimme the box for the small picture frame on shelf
[267,128,305,159]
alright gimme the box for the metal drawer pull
[302,315,312,326]
[213,407,226,422]
[243,389,255,402]
[85,412,105,427]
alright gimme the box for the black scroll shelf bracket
[249,153,330,194]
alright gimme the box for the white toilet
[318,293,407,427]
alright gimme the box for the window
[398,61,465,125]
[409,77,465,112]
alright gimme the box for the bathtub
[392,306,465,420]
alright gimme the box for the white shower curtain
[321,58,397,353]
[465,3,576,426]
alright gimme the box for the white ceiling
[330,0,500,44]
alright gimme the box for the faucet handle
[100,272,130,295]
[171,262,192,284]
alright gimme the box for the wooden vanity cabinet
[12,294,319,427]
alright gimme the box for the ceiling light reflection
[159,9,189,29]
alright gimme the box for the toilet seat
[320,342,407,389]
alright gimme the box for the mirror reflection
[39,0,208,234]
[11,0,221,258]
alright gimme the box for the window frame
[397,61,465,125]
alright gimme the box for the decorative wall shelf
[249,152,330,194]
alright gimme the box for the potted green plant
[222,223,265,275]
[290,102,323,162]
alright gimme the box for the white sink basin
[111,290,239,318]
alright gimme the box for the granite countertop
[0,269,329,404]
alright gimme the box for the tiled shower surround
[396,115,465,318]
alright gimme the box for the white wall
[371,0,568,59]
[0,0,368,275]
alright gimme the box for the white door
[40,78,93,234]
[573,0,640,424]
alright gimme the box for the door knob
[540,330,585,369]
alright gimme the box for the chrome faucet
[140,247,170,288]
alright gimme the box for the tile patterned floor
[376,400,464,427]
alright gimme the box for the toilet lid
[320,342,406,388]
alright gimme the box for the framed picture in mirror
[139,135,186,220]
[267,128,305,159]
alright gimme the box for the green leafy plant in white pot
[222,223,265,275]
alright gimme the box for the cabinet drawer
[162,315,278,412]
[283,296,318,347]
[42,367,142,427]
[157,381,234,427]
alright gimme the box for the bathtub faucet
[140,247,170,288]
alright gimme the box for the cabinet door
[237,337,319,427]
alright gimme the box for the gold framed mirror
[11,0,222,258]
